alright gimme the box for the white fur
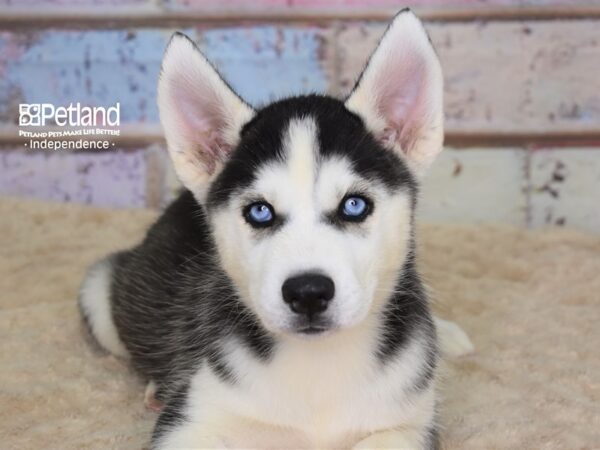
[435,317,474,358]
[156,329,435,449]
[345,10,444,177]
[79,259,128,358]
[353,428,423,449]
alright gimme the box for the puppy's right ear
[158,32,255,201]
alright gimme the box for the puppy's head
[158,10,443,338]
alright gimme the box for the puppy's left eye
[244,202,275,228]
[339,195,371,222]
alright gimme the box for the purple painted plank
[0,147,147,208]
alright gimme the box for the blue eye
[245,202,275,227]
[341,195,370,221]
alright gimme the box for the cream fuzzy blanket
[1,197,599,449]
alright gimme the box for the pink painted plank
[0,0,145,5]
[165,0,600,9]
[166,0,291,8]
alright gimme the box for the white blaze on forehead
[283,117,318,192]
[253,117,320,213]
[316,157,358,212]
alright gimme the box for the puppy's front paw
[353,430,419,449]
[153,426,227,450]
[434,317,474,358]
[144,381,164,412]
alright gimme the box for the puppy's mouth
[297,325,328,335]
[290,318,336,338]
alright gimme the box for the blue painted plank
[198,26,332,107]
[0,26,331,123]
[0,30,179,123]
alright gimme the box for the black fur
[109,191,275,402]
[377,249,436,362]
[152,382,190,443]
[208,95,416,209]
[424,424,441,450]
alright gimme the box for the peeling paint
[420,148,528,226]
[0,14,599,222]
[529,148,600,232]
[336,20,600,132]
[0,30,175,124]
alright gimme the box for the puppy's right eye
[244,202,275,228]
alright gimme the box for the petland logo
[19,102,120,127]
[18,102,121,150]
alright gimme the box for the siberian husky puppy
[79,9,472,449]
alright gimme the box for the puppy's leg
[152,414,298,450]
[353,427,426,450]
[151,391,225,450]
[152,422,226,450]
[434,316,474,358]
[144,381,164,412]
[78,255,128,358]
[152,396,306,450]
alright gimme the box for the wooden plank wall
[0,1,599,231]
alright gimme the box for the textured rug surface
[1,196,599,449]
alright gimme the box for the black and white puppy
[79,9,472,449]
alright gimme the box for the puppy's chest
[189,336,427,446]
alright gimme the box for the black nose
[282,273,335,318]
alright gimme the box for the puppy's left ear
[345,10,443,177]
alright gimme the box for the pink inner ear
[169,77,232,174]
[375,52,428,153]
